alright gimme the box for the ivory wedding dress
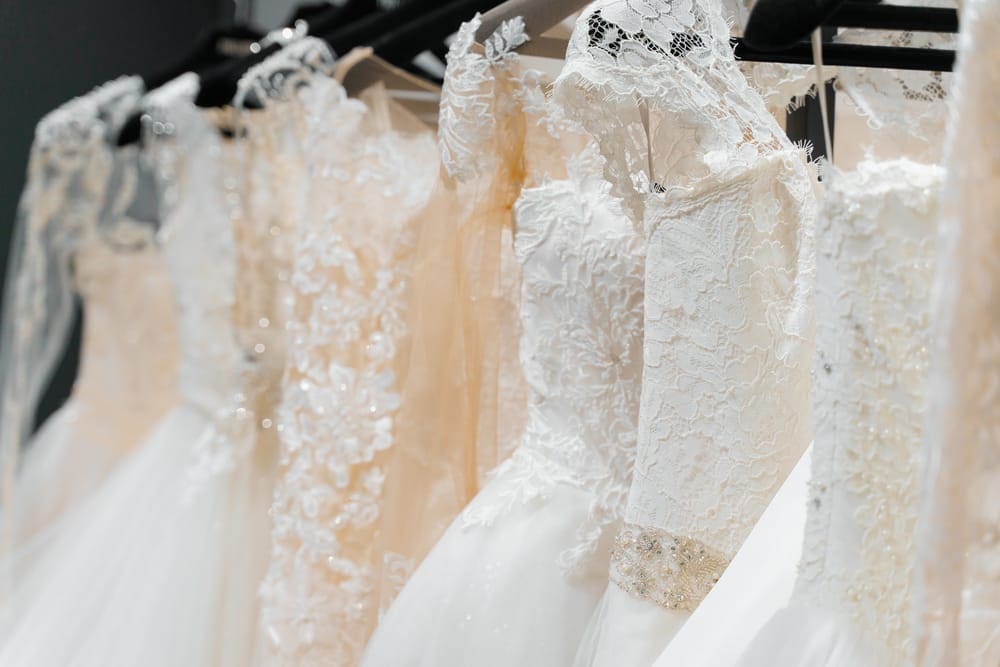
[361,15,646,666]
[543,2,816,664]
[242,39,464,666]
[655,17,947,667]
[732,159,943,667]
[0,73,279,666]
[913,0,1000,663]
[0,76,179,563]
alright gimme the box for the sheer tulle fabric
[0,79,145,564]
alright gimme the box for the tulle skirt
[0,403,274,667]
[360,452,615,667]
[10,398,151,541]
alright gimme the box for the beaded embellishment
[610,524,728,611]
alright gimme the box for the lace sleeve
[255,68,437,664]
[553,0,793,213]
[551,0,816,616]
[0,77,142,577]
[914,0,1000,663]
[833,0,954,157]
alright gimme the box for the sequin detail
[610,524,727,611]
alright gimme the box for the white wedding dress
[547,2,816,664]
[0,76,180,550]
[361,15,646,666]
[643,12,953,665]
[0,73,278,666]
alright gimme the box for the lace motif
[611,523,727,611]
[257,71,436,665]
[798,161,942,665]
[441,16,646,575]
[141,75,249,492]
[554,0,790,213]
[619,150,815,605]
[437,14,528,180]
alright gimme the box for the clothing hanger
[116,1,377,146]
[321,0,454,55]
[742,0,958,49]
[337,50,442,126]
[732,37,955,70]
[472,0,590,44]
[734,0,957,70]
[368,0,585,67]
[194,0,378,109]
[368,0,506,66]
[143,23,264,91]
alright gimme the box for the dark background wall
[0,0,233,426]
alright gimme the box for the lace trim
[437,14,528,180]
[610,524,728,611]
[235,37,337,109]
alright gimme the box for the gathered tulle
[0,405,273,666]
[362,475,614,666]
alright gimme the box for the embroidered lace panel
[441,15,646,576]
[256,65,437,665]
[797,161,943,665]
[556,0,816,610]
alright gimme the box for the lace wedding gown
[656,22,943,666]
[537,3,816,664]
[914,0,1000,663]
[647,16,955,667]
[0,73,280,666]
[361,15,646,666]
[240,39,467,666]
[0,76,179,557]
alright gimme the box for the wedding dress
[361,15,646,666]
[0,72,279,666]
[541,2,816,664]
[0,75,179,554]
[913,0,1000,663]
[734,158,944,667]
[243,39,467,666]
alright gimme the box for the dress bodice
[72,223,179,446]
[438,16,646,573]
[513,155,644,509]
[798,160,942,665]
[142,74,244,417]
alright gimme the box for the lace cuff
[610,523,728,612]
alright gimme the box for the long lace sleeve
[914,0,1000,663]
[0,77,142,576]
[554,0,816,613]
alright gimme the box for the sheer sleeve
[0,77,142,580]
